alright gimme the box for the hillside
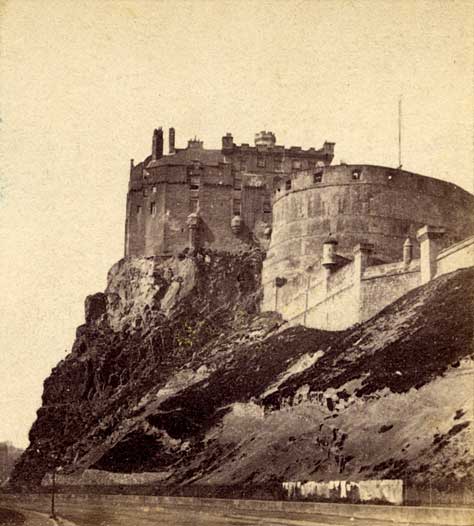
[10,250,474,495]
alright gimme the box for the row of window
[135,199,272,217]
[143,186,158,197]
[234,157,324,170]
[277,169,362,193]
[136,203,157,216]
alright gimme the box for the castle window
[257,156,266,168]
[292,159,302,170]
[152,186,157,193]
[313,171,323,184]
[274,158,283,171]
[190,197,199,212]
[143,188,148,197]
[189,175,200,190]
[136,205,142,215]
[233,198,241,216]
[352,169,362,180]
[150,202,156,216]
[233,175,242,190]
[285,180,292,191]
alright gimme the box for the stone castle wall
[124,129,334,257]
[262,228,474,331]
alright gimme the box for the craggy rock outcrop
[10,251,474,496]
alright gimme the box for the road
[0,499,451,526]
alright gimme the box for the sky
[1,0,473,449]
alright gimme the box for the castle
[126,128,474,330]
[125,128,334,256]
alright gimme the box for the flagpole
[398,96,402,168]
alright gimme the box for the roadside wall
[2,493,473,526]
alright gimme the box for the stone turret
[187,212,200,250]
[255,131,276,147]
[322,235,338,270]
[231,215,242,234]
[403,237,413,266]
[222,132,234,152]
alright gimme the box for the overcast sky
[1,0,473,449]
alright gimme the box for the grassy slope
[99,267,474,489]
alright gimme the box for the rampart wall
[262,227,474,331]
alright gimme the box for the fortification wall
[263,227,473,331]
[360,261,421,322]
[125,165,268,256]
[305,263,358,330]
[436,235,474,277]
[264,165,474,287]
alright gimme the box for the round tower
[255,131,276,147]
[264,164,474,284]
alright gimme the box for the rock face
[10,251,474,498]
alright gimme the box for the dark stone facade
[125,129,335,256]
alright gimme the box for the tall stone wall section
[360,260,421,322]
[126,162,259,256]
[262,229,474,331]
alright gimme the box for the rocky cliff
[11,250,474,496]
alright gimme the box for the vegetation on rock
[10,251,473,497]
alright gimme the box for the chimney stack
[169,127,176,154]
[152,128,163,161]
[222,132,234,152]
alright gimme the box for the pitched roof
[147,148,225,168]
